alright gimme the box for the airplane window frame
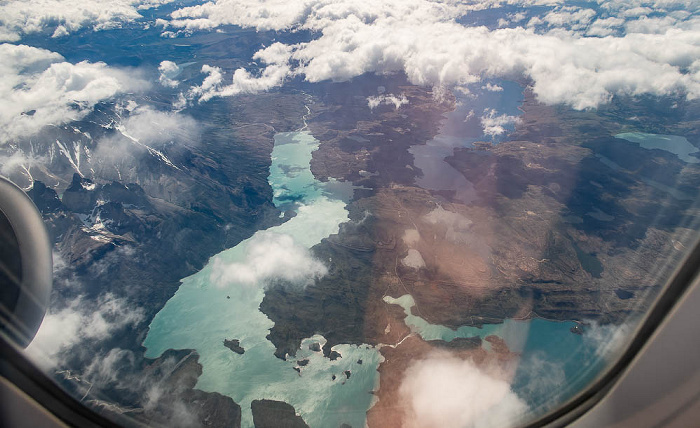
[521,234,700,428]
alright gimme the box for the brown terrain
[365,309,518,428]
[261,78,700,426]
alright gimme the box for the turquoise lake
[384,295,613,415]
[616,132,699,163]
[144,130,618,427]
[143,131,382,428]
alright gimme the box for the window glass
[1,1,699,427]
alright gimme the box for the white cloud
[83,348,137,386]
[480,108,522,138]
[600,0,699,16]
[118,106,199,148]
[0,44,148,144]
[208,231,328,288]
[624,14,700,34]
[179,44,292,105]
[583,321,635,361]
[57,347,200,426]
[542,8,597,31]
[482,83,503,92]
[26,293,145,369]
[158,60,181,87]
[367,93,409,110]
[619,7,653,19]
[187,64,225,101]
[163,0,700,110]
[586,17,625,37]
[51,25,70,38]
[510,12,528,23]
[0,0,176,41]
[0,150,46,181]
[92,106,196,174]
[399,351,528,428]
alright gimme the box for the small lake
[384,294,614,415]
[616,132,699,163]
[409,80,524,203]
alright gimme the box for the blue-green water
[145,130,616,427]
[143,131,380,428]
[384,295,611,414]
[616,132,699,163]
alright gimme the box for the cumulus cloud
[209,231,328,288]
[0,0,176,41]
[158,60,181,87]
[538,7,597,31]
[399,351,528,428]
[161,0,700,109]
[482,83,503,92]
[26,293,145,369]
[178,43,292,106]
[367,93,409,110]
[0,43,148,144]
[480,108,522,138]
[586,17,625,37]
